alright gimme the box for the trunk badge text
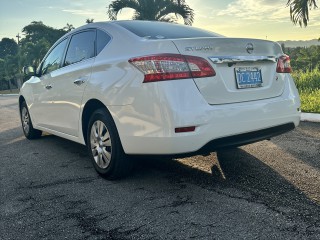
[185,46,213,51]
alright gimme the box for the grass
[292,68,320,113]
[0,89,19,94]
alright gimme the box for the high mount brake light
[129,54,216,83]
[276,55,292,73]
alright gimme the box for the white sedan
[19,21,301,179]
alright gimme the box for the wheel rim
[21,107,30,134]
[90,120,112,169]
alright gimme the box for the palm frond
[156,0,194,25]
[107,0,140,20]
[107,0,194,25]
[287,0,318,27]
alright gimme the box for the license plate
[235,67,262,89]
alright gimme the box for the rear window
[114,21,221,39]
[97,29,111,55]
[65,31,95,66]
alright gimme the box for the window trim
[37,37,69,77]
[37,27,113,77]
[62,29,97,68]
[95,27,113,56]
[38,37,70,77]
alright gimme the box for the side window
[64,31,95,66]
[96,29,111,55]
[41,39,67,75]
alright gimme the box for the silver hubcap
[21,107,30,134]
[90,120,112,169]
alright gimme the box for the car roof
[66,20,222,40]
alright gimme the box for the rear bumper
[130,123,295,158]
[109,76,300,155]
[199,122,294,153]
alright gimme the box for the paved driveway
[1,95,319,239]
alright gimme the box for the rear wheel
[20,101,42,139]
[87,108,132,179]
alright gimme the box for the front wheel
[87,108,132,179]
[20,101,42,139]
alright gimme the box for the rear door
[172,38,285,104]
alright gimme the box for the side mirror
[22,66,35,77]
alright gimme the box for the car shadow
[0,126,25,144]
[130,148,320,226]
[2,128,320,234]
[271,122,320,171]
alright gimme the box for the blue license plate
[235,67,262,89]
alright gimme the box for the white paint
[18,21,303,155]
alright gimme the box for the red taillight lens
[129,54,216,83]
[185,55,216,78]
[276,55,292,73]
[175,126,196,133]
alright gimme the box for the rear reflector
[175,126,196,133]
[276,55,292,73]
[129,54,216,83]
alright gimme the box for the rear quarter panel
[82,37,180,106]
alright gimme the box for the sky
[0,0,320,42]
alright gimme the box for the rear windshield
[114,21,221,39]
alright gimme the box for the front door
[33,30,96,137]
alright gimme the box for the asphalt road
[1,95,320,240]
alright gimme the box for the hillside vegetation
[292,69,320,113]
[283,45,320,113]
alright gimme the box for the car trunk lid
[172,37,285,105]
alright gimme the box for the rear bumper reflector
[175,126,196,133]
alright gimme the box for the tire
[20,101,42,139]
[87,108,132,180]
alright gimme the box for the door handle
[73,77,87,86]
[45,85,52,90]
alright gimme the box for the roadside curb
[301,113,320,123]
[1,94,320,123]
[0,94,19,96]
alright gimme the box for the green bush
[292,68,320,113]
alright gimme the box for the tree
[22,21,67,46]
[0,38,18,59]
[0,55,20,92]
[86,18,94,23]
[107,0,194,25]
[21,38,51,67]
[0,39,19,91]
[20,21,68,67]
[63,23,75,32]
[0,22,74,91]
[286,45,320,71]
[287,0,318,27]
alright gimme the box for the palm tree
[63,23,75,32]
[86,18,94,24]
[107,0,194,25]
[287,0,318,27]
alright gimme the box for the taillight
[276,55,292,73]
[129,54,216,83]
